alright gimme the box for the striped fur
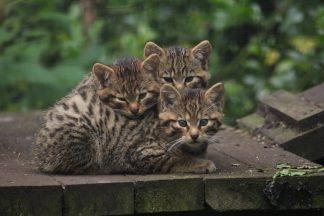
[144,40,212,89]
[34,55,223,174]
[34,56,161,174]
[124,83,225,174]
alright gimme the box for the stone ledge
[1,111,323,215]
[133,175,204,213]
[0,185,62,216]
[205,173,324,211]
[260,90,324,130]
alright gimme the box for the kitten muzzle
[129,103,139,115]
[180,141,208,155]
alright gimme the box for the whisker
[204,104,217,112]
[205,135,220,144]
[167,141,183,152]
[146,102,158,108]
[166,137,185,152]
[165,137,183,147]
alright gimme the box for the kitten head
[159,83,224,155]
[144,40,212,90]
[92,54,160,118]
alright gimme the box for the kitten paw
[169,159,217,174]
[192,160,216,174]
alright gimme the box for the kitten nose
[130,103,139,115]
[131,108,139,115]
[175,83,184,90]
[191,134,199,141]
[190,127,199,141]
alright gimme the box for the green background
[1,0,323,125]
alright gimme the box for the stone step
[237,113,265,134]
[300,82,324,109]
[260,90,324,130]
[1,112,323,215]
[237,113,324,161]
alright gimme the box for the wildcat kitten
[34,55,160,174]
[123,83,224,174]
[144,40,212,89]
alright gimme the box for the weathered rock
[260,90,324,130]
[61,180,134,216]
[0,111,323,215]
[238,83,324,161]
[133,175,204,213]
[206,174,324,211]
[0,186,62,216]
[237,113,265,133]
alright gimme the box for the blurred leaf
[291,36,316,54]
[264,49,280,66]
[0,0,324,126]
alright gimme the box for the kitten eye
[139,92,147,100]
[178,120,188,127]
[185,76,194,83]
[163,77,173,83]
[199,119,209,126]
[117,97,127,102]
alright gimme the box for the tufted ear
[204,82,224,109]
[92,63,114,87]
[144,42,165,58]
[141,54,160,80]
[160,84,181,110]
[191,40,212,65]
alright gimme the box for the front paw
[170,159,217,174]
[191,159,216,174]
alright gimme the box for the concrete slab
[205,173,324,211]
[237,113,265,133]
[209,127,317,172]
[260,90,324,129]
[53,175,134,215]
[0,111,323,215]
[131,175,204,213]
[300,82,324,109]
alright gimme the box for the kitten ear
[141,54,160,80]
[204,82,224,108]
[144,42,165,58]
[191,40,212,64]
[160,84,181,109]
[92,63,114,87]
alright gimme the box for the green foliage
[1,0,323,125]
[274,163,324,178]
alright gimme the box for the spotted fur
[144,40,212,89]
[125,83,225,174]
[34,54,223,174]
[33,55,161,174]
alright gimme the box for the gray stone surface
[237,113,265,133]
[0,111,323,215]
[0,185,62,216]
[133,175,204,213]
[209,126,317,171]
[260,90,324,129]
[206,174,324,211]
[238,83,324,161]
[62,181,133,215]
[300,82,324,109]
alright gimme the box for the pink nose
[175,83,184,90]
[129,103,139,115]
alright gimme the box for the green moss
[237,113,265,133]
[64,183,133,216]
[135,179,204,213]
[0,186,62,216]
